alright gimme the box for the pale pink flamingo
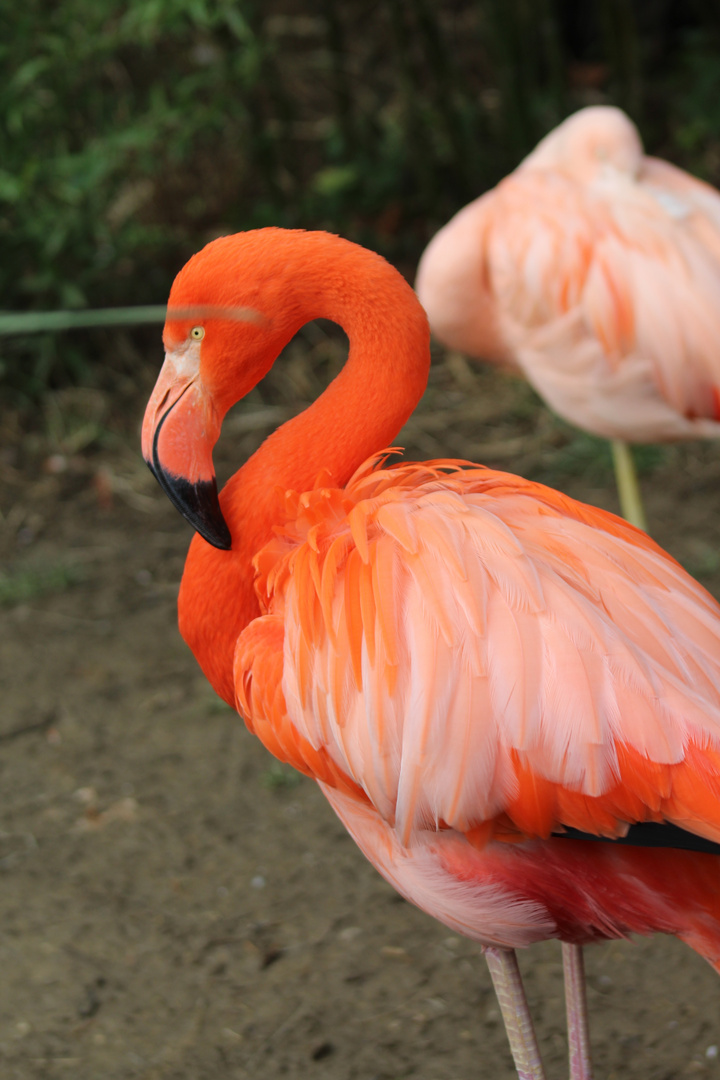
[143,228,720,1080]
[416,105,720,530]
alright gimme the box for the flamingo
[415,105,720,532]
[143,227,720,1080]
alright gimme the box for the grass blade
[0,306,168,337]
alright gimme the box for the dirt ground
[2,331,720,1080]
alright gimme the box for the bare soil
[1,334,720,1080]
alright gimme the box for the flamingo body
[143,228,720,1075]
[416,106,720,442]
[233,454,720,959]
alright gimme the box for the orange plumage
[143,227,720,1077]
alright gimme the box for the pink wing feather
[488,168,720,439]
[237,459,720,849]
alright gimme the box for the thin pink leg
[562,942,594,1080]
[483,946,547,1080]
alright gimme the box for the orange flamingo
[143,228,720,1080]
[416,105,720,531]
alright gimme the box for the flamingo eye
[190,326,205,340]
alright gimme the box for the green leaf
[311,165,359,197]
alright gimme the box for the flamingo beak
[142,352,232,551]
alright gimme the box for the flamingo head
[141,229,318,550]
[520,105,644,184]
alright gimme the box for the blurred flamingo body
[416,105,720,443]
[143,228,720,1079]
[416,107,720,530]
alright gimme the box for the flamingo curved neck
[179,237,431,705]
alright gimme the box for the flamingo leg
[483,946,547,1080]
[610,439,647,532]
[562,943,594,1080]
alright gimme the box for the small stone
[74,787,97,805]
[380,945,408,960]
[310,1041,334,1061]
[44,454,68,474]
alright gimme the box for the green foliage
[1,0,272,395]
[3,1,720,398]
[529,425,666,490]
[670,29,720,179]
[0,562,83,607]
[261,762,303,791]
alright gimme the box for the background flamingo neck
[181,239,431,705]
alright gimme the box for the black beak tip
[199,511,233,551]
[171,476,232,551]
[148,460,232,551]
